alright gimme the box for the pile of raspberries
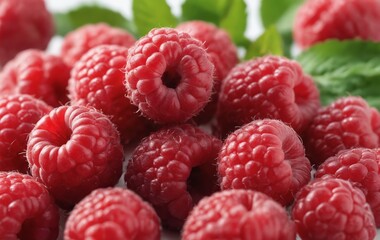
[1,0,380,239]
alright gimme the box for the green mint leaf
[181,0,230,25]
[53,5,134,36]
[133,0,178,37]
[297,40,380,109]
[219,0,248,46]
[244,26,284,60]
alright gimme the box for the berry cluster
[0,0,379,239]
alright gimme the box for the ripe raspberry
[0,0,54,66]
[182,189,296,240]
[69,44,152,145]
[61,23,136,68]
[64,187,160,240]
[315,148,380,227]
[292,178,376,239]
[294,0,380,49]
[124,124,222,229]
[216,55,320,137]
[218,119,311,206]
[0,94,52,173]
[176,21,238,123]
[124,28,214,124]
[26,105,124,208]
[0,49,71,107]
[305,96,380,166]
[0,172,60,240]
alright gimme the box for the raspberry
[0,49,71,107]
[0,94,52,173]
[182,189,296,240]
[294,0,380,49]
[292,178,376,239]
[315,148,380,227]
[69,44,152,145]
[26,105,124,208]
[124,124,222,229]
[176,21,238,123]
[0,172,59,240]
[124,28,214,124]
[0,0,54,66]
[64,187,160,240]
[305,96,380,166]
[61,23,136,68]
[218,119,311,206]
[216,55,320,137]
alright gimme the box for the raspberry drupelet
[305,96,380,166]
[182,189,296,240]
[0,49,71,107]
[69,44,152,145]
[0,94,52,173]
[0,172,60,240]
[216,55,320,138]
[292,178,376,240]
[294,0,380,49]
[316,148,380,227]
[64,188,161,240]
[124,124,222,229]
[61,23,136,68]
[218,119,312,206]
[124,28,214,124]
[26,105,124,209]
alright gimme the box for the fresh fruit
[69,44,152,145]
[0,0,54,66]
[182,189,296,240]
[0,94,52,173]
[218,119,311,206]
[124,27,214,124]
[294,0,380,48]
[26,105,124,208]
[124,124,222,229]
[0,49,71,107]
[0,171,60,240]
[176,20,239,123]
[292,178,376,240]
[216,55,320,137]
[305,96,380,166]
[64,187,160,240]
[60,23,136,68]
[315,148,380,227]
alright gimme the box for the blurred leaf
[297,40,380,108]
[133,0,178,36]
[54,5,134,36]
[181,0,230,25]
[219,0,248,46]
[245,26,284,60]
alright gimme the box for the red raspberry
[315,148,380,227]
[0,0,54,66]
[176,21,238,123]
[0,172,59,240]
[0,94,52,173]
[218,119,312,206]
[182,189,296,240]
[64,187,160,240]
[0,49,71,107]
[61,23,136,68]
[124,124,222,229]
[294,0,380,49]
[69,44,152,145]
[216,55,320,137]
[26,105,124,208]
[124,28,214,124]
[305,96,380,166]
[292,178,376,239]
